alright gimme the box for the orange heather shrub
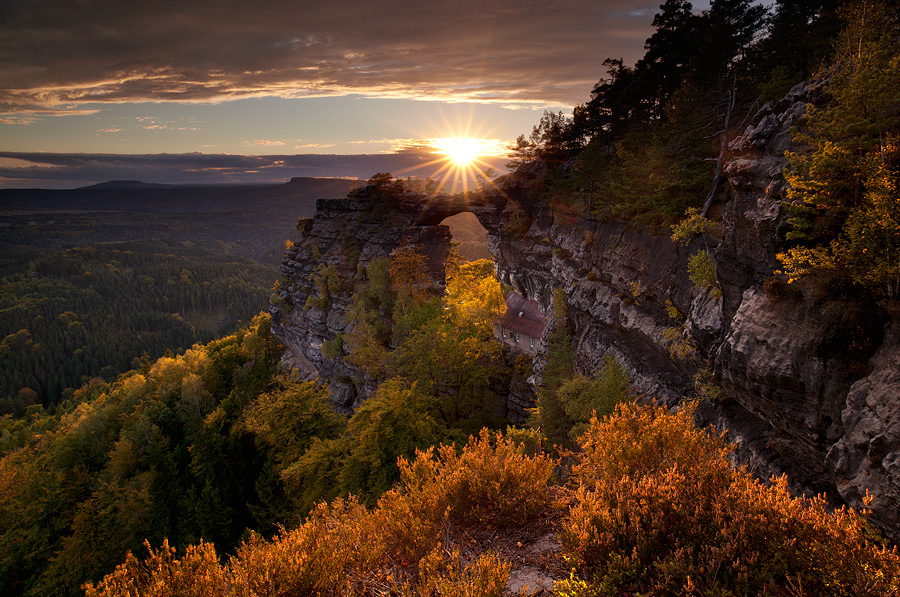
[83,540,225,597]
[397,427,556,526]
[84,429,552,596]
[558,403,900,596]
[407,545,511,597]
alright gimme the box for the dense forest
[1,0,899,595]
[0,178,348,412]
[0,241,275,410]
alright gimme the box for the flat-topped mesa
[270,186,510,411]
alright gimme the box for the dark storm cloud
[0,0,657,114]
[0,151,510,188]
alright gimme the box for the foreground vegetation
[4,294,898,595]
[80,403,900,596]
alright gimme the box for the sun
[425,137,509,193]
[432,137,484,168]
[393,134,509,195]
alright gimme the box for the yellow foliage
[776,245,836,283]
[780,3,900,299]
[390,245,432,304]
[84,539,225,597]
[444,259,505,333]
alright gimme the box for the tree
[529,289,576,452]
[779,0,900,300]
[557,354,633,443]
[444,259,505,334]
[337,379,444,504]
[754,0,841,91]
[637,0,701,120]
[387,317,502,429]
[243,379,345,466]
[389,245,432,305]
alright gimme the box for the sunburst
[407,136,507,195]
[431,137,499,169]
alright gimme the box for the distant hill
[0,177,362,215]
[81,180,172,190]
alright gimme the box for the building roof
[498,293,545,339]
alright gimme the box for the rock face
[826,324,900,534]
[270,188,509,411]
[273,81,900,540]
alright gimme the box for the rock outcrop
[273,81,900,540]
[270,188,509,411]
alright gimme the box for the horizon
[0,0,666,190]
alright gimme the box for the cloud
[0,109,100,125]
[97,127,122,133]
[0,150,511,189]
[295,143,335,149]
[249,139,287,146]
[0,0,657,116]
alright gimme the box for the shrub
[305,263,341,311]
[408,546,510,597]
[84,540,226,597]
[558,403,900,596]
[664,298,685,321]
[321,332,343,360]
[396,428,555,529]
[661,324,695,360]
[670,207,720,246]
[86,429,551,596]
[687,250,718,295]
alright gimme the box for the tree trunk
[701,77,737,218]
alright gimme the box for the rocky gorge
[271,81,900,541]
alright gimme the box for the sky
[0,0,665,189]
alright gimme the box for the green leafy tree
[337,379,445,504]
[244,379,345,466]
[557,354,633,442]
[529,289,577,452]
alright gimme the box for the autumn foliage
[558,403,900,596]
[85,429,553,596]
[779,1,900,303]
[79,400,900,596]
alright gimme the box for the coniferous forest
[2,0,900,595]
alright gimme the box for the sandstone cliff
[272,81,899,540]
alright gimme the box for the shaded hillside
[0,177,361,214]
[0,177,363,264]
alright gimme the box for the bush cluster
[85,430,554,596]
[558,403,900,596]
